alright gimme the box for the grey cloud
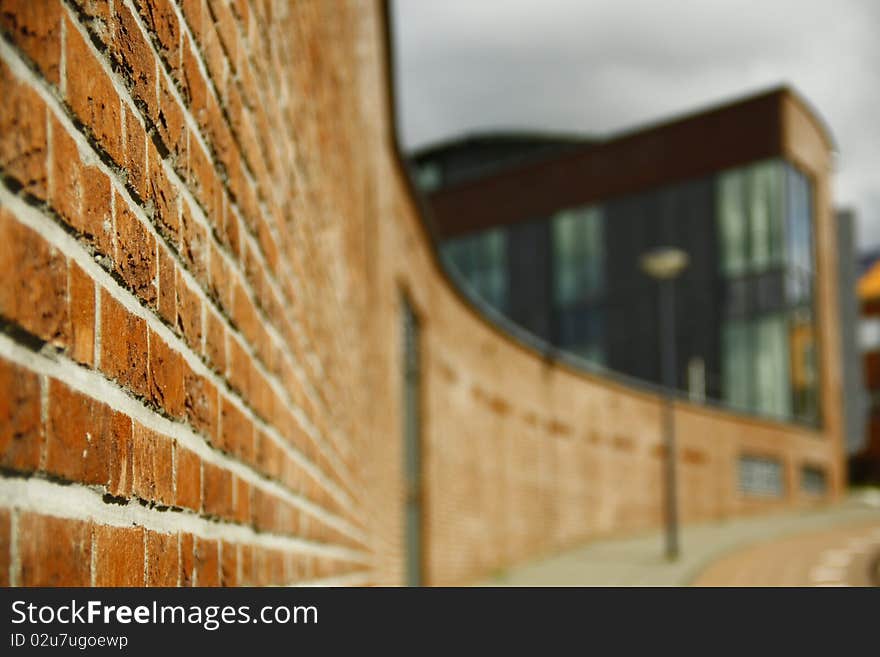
[392,0,880,248]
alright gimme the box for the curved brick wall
[0,1,843,586]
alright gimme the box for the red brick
[115,192,157,306]
[0,357,41,472]
[181,37,206,112]
[179,532,195,586]
[184,368,217,440]
[187,140,223,226]
[157,74,187,165]
[194,536,219,586]
[45,380,132,494]
[93,524,145,586]
[50,117,114,257]
[135,0,181,69]
[220,540,237,586]
[19,514,91,586]
[0,0,62,85]
[146,530,179,586]
[147,147,179,244]
[204,308,226,373]
[68,261,96,366]
[0,509,9,586]
[202,461,233,518]
[148,330,184,418]
[176,270,202,348]
[208,243,231,311]
[0,61,48,198]
[65,15,124,165]
[238,544,253,585]
[0,208,69,348]
[108,3,158,125]
[100,290,149,398]
[124,107,148,201]
[132,422,174,505]
[220,396,253,459]
[233,476,250,524]
[175,446,201,511]
[181,202,208,284]
[157,245,176,325]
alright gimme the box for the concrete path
[485,490,880,586]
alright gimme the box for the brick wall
[0,1,843,587]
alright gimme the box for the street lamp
[640,246,689,561]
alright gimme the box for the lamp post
[640,247,689,561]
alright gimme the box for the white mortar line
[0,477,369,563]
[9,509,19,586]
[0,182,358,524]
[0,33,356,505]
[161,0,352,459]
[0,327,364,549]
[54,5,358,500]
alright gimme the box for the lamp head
[640,247,689,280]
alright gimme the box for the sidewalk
[485,491,880,586]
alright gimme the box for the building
[0,1,847,587]
[856,251,880,482]
[414,88,852,433]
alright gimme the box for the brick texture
[0,1,843,587]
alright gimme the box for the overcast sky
[392,0,880,249]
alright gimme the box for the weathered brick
[124,107,148,201]
[181,36,207,113]
[0,60,48,198]
[157,74,187,165]
[0,0,62,85]
[115,192,157,307]
[68,261,96,366]
[176,270,202,349]
[148,330,184,418]
[204,308,226,374]
[132,422,174,505]
[19,514,91,586]
[0,357,42,472]
[100,290,149,398]
[157,245,176,325]
[175,445,201,511]
[219,396,252,459]
[0,207,69,347]
[194,536,219,586]
[179,532,195,586]
[183,367,217,440]
[180,201,208,284]
[147,147,179,244]
[202,461,232,518]
[65,15,124,165]
[134,0,181,70]
[93,524,145,586]
[146,530,179,586]
[50,116,114,257]
[208,243,231,311]
[220,540,237,586]
[233,476,250,524]
[107,3,158,125]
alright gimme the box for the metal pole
[659,278,680,560]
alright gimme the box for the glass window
[722,319,752,411]
[718,171,749,276]
[753,314,792,418]
[738,455,785,497]
[441,228,508,312]
[800,465,827,496]
[717,160,818,425]
[552,206,604,306]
